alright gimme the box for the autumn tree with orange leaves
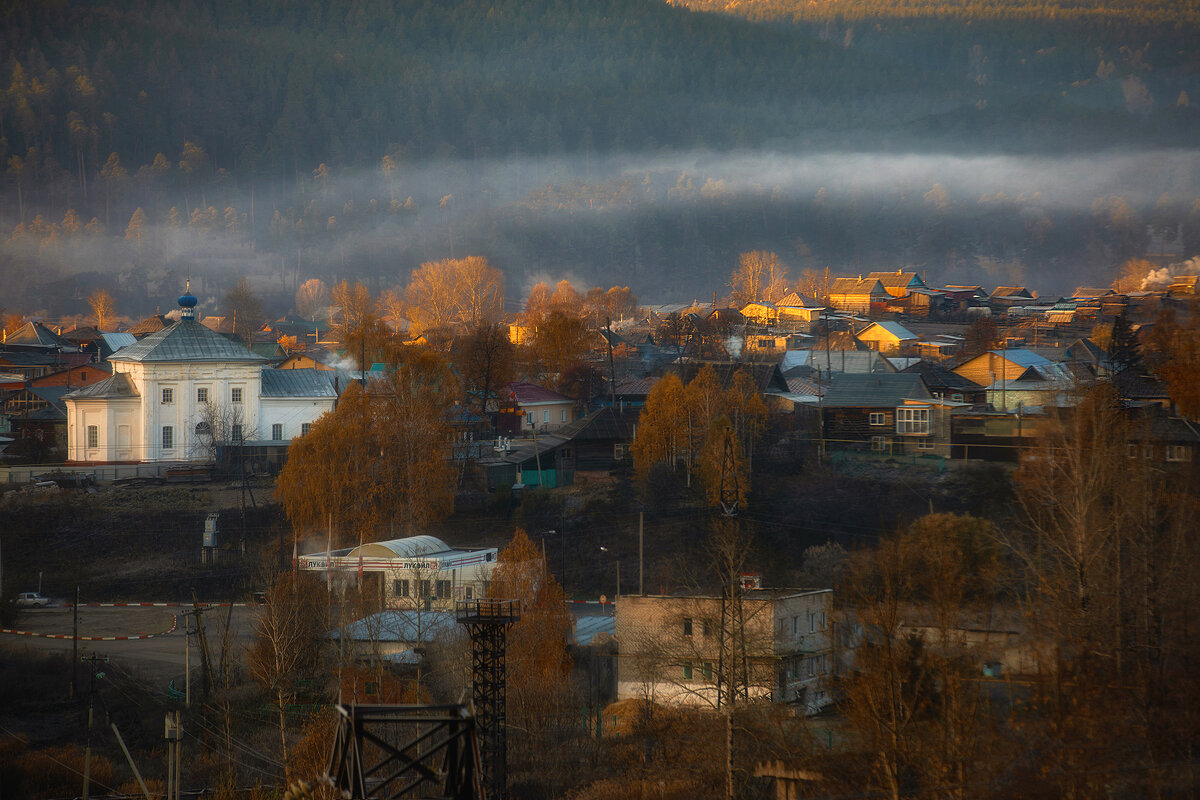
[404,255,503,336]
[276,349,458,546]
[487,528,576,793]
[633,366,767,508]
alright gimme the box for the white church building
[64,289,341,463]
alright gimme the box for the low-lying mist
[3,148,1198,319]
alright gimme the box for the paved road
[1,605,261,689]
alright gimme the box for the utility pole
[71,586,80,700]
[164,712,183,800]
[638,511,644,596]
[81,653,108,800]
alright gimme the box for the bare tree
[87,289,116,331]
[246,573,330,780]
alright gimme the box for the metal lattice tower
[456,598,519,800]
[326,703,482,799]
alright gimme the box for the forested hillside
[1,0,1198,317]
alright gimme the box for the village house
[740,300,779,326]
[855,321,918,353]
[819,372,959,456]
[774,292,825,332]
[867,270,927,299]
[827,277,889,315]
[614,589,833,713]
[503,381,576,432]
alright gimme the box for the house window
[702,662,713,680]
[231,387,243,403]
[896,407,930,434]
[561,409,568,422]
[1127,443,1139,459]
[542,410,549,423]
[1166,445,1192,462]
[436,580,452,598]
[419,580,431,598]
[682,617,693,637]
[197,387,209,404]
[808,658,815,677]
[195,421,210,436]
[393,579,410,597]
[301,423,312,436]
[758,338,775,349]
[1143,444,1154,459]
[951,393,964,402]
[272,423,283,441]
[614,443,630,460]
[162,388,173,404]
[809,613,816,633]
[917,439,935,450]
[162,426,173,450]
[682,663,693,680]
[703,619,713,637]
[869,412,885,426]
[87,425,98,449]
[870,436,888,452]
[820,611,827,629]
[231,424,243,442]
[792,616,798,635]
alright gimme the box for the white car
[15,592,50,609]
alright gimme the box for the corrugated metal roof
[573,614,615,646]
[260,368,340,398]
[862,321,917,340]
[991,349,1053,368]
[333,610,459,643]
[100,332,137,354]
[347,535,452,559]
[108,319,266,363]
[506,381,572,405]
[821,372,931,407]
[64,372,139,400]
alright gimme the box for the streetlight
[599,546,619,599]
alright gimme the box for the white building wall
[260,397,335,442]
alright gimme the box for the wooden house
[820,372,956,456]
[855,321,918,353]
[828,278,889,315]
[867,270,927,299]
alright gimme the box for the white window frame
[231,387,243,404]
[1166,445,1191,462]
[271,423,283,441]
[896,407,930,435]
[869,412,885,426]
[197,387,209,404]
[231,423,243,442]
[917,439,935,450]
[870,435,888,452]
[301,422,312,436]
[542,409,549,424]
[161,387,173,404]
[162,425,174,450]
[87,425,99,449]
[561,409,568,422]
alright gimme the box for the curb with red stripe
[1,613,179,641]
[67,602,251,608]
